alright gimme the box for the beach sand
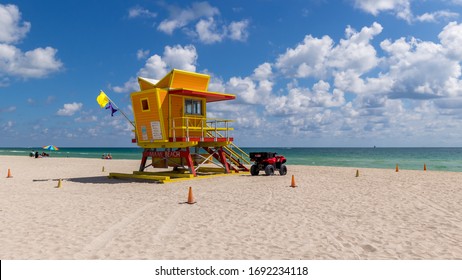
[0,155,461,260]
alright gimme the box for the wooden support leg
[218,147,230,174]
[139,149,149,172]
[184,147,197,177]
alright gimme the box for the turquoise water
[1,147,462,172]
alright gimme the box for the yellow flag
[97,90,110,108]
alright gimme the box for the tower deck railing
[171,116,233,142]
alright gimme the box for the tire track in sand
[74,202,189,259]
[74,202,155,259]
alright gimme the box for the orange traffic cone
[424,164,427,171]
[187,187,196,204]
[395,164,399,172]
[355,170,359,177]
[6,168,13,178]
[290,175,297,188]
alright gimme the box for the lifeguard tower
[109,69,250,183]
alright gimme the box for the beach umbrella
[42,145,59,151]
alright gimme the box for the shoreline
[1,155,461,259]
[0,154,458,173]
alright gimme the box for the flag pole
[101,90,135,128]
[108,98,135,128]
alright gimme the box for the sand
[0,155,461,260]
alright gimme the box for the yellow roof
[137,77,159,91]
[136,69,235,102]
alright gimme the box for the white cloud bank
[213,21,462,145]
[129,1,250,44]
[354,0,460,23]
[57,102,83,116]
[114,20,462,146]
[0,4,30,43]
[0,4,62,84]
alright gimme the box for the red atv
[249,152,287,176]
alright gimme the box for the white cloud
[353,0,459,23]
[224,21,462,145]
[137,45,197,79]
[225,76,260,104]
[157,2,219,34]
[75,115,98,123]
[194,18,250,44]
[253,63,273,80]
[136,49,150,60]
[276,22,382,79]
[128,6,157,18]
[228,20,250,41]
[439,21,462,60]
[207,75,226,92]
[195,18,224,44]
[353,0,412,21]
[205,63,274,106]
[156,2,249,44]
[275,20,461,105]
[0,4,30,44]
[0,4,62,81]
[114,45,197,93]
[264,81,345,117]
[334,70,393,95]
[57,102,83,116]
[114,21,462,146]
[415,10,459,23]
[380,32,462,99]
[0,44,63,78]
[2,120,14,131]
[275,35,333,78]
[137,55,168,80]
[328,22,382,74]
[112,77,139,93]
[162,45,197,72]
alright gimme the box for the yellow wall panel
[131,90,165,143]
[170,95,184,137]
[158,89,170,138]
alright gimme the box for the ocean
[1,147,462,172]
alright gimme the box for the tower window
[141,98,149,111]
[185,99,202,115]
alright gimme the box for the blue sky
[1,0,462,147]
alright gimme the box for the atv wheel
[279,164,287,175]
[250,165,259,176]
[265,165,275,176]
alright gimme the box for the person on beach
[102,153,112,159]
